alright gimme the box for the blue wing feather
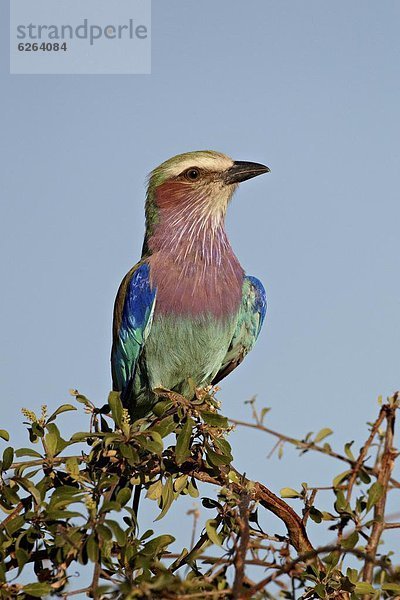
[111,263,156,394]
[246,275,267,333]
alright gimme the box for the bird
[111,150,269,420]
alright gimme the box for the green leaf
[2,484,21,505]
[332,470,351,488]
[23,583,52,597]
[313,584,326,598]
[2,447,14,471]
[359,469,371,484]
[206,446,231,467]
[119,443,137,462]
[202,411,229,428]
[260,407,271,423]
[334,490,350,513]
[309,507,323,523]
[280,487,301,499]
[15,448,42,458]
[202,498,221,510]
[382,583,400,592]
[105,519,126,546]
[153,415,176,438]
[47,403,77,423]
[0,430,9,442]
[49,485,85,508]
[344,441,355,461]
[5,515,24,535]
[354,582,375,594]
[140,529,154,541]
[65,456,80,478]
[108,391,123,427]
[70,389,92,407]
[176,418,193,465]
[314,428,333,443]
[342,531,359,549]
[116,487,131,506]
[174,474,188,493]
[346,567,358,584]
[205,519,222,546]
[45,509,83,519]
[142,534,175,556]
[15,548,30,573]
[97,524,112,541]
[86,534,99,562]
[138,432,163,455]
[213,438,233,461]
[155,478,174,520]
[187,478,199,498]
[18,478,41,504]
[49,422,68,446]
[321,511,336,521]
[100,501,121,514]
[44,431,58,458]
[70,431,94,441]
[324,550,340,567]
[31,422,44,438]
[152,399,174,417]
[146,480,163,500]
[366,481,384,513]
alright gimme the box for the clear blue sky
[1,0,399,579]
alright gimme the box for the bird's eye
[184,168,200,181]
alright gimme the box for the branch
[242,544,391,599]
[230,418,400,488]
[362,403,397,589]
[232,493,251,598]
[192,467,313,554]
[346,406,387,503]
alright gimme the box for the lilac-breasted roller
[111,151,269,419]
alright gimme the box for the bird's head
[143,150,269,255]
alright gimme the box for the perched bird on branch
[112,151,269,419]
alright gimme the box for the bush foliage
[0,387,399,599]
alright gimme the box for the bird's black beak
[224,161,270,185]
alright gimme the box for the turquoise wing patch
[212,276,266,384]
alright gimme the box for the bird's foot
[153,387,189,405]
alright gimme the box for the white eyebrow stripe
[164,155,234,178]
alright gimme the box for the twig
[230,418,400,488]
[384,522,400,529]
[10,455,84,470]
[187,504,200,551]
[232,493,251,599]
[165,553,278,568]
[346,406,387,503]
[242,544,390,598]
[61,587,91,598]
[362,404,397,591]
[90,483,117,599]
[230,418,348,461]
[0,502,24,530]
[90,562,101,600]
[303,489,317,527]
[170,520,221,573]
